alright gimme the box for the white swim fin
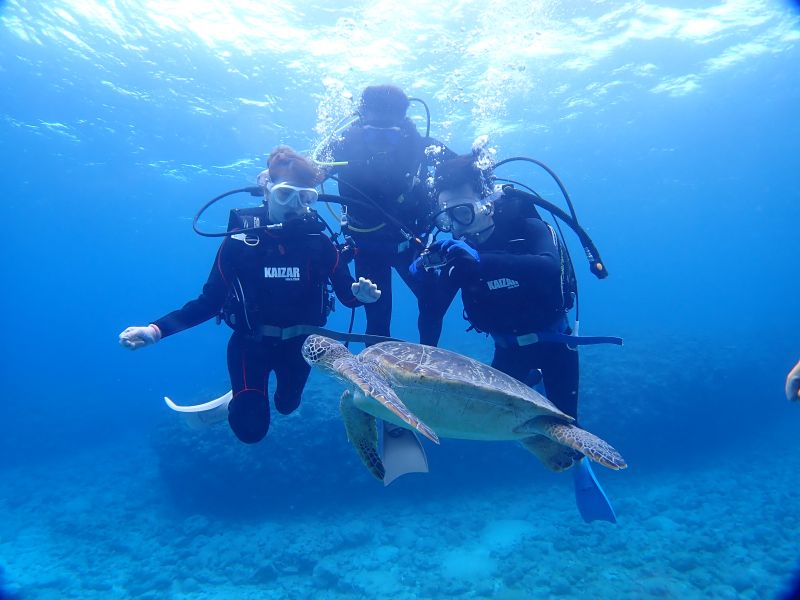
[380,420,429,486]
[163,390,233,430]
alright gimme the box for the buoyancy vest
[460,198,577,335]
[334,119,431,236]
[221,208,337,332]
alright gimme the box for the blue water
[1,1,800,598]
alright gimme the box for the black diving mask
[362,124,403,147]
[432,202,479,232]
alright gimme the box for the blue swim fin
[574,457,617,523]
[380,420,429,486]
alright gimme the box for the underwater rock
[0,564,20,600]
[441,547,496,582]
[311,556,340,588]
[181,514,210,537]
[273,548,317,577]
[669,551,700,573]
[703,583,740,599]
[337,519,374,548]
[481,519,536,554]
[150,382,376,515]
[125,569,172,596]
[252,562,279,584]
[179,577,200,593]
[643,514,680,532]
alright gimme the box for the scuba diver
[311,84,456,483]
[119,146,381,444]
[409,152,621,523]
[787,360,800,402]
[320,84,456,346]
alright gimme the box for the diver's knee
[274,391,301,415]
[228,389,270,444]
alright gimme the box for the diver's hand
[409,241,444,277]
[440,239,480,265]
[408,255,426,278]
[352,277,381,304]
[786,360,800,402]
[119,325,162,350]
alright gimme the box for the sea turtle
[302,335,627,481]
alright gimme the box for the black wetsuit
[153,216,361,443]
[422,212,579,420]
[330,119,455,345]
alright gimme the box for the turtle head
[302,335,352,372]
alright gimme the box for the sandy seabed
[1,439,799,600]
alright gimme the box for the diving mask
[362,124,403,147]
[269,183,319,207]
[432,201,485,233]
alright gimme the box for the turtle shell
[359,341,570,421]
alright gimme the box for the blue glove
[440,238,480,265]
[408,255,426,278]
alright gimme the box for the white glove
[119,324,162,351]
[351,277,381,304]
[787,360,800,402]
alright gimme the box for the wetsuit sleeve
[451,219,563,300]
[322,237,362,308]
[422,266,461,315]
[151,240,231,338]
[331,261,361,308]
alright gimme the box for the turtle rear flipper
[517,417,627,470]
[340,390,385,481]
[339,359,439,444]
[519,435,581,472]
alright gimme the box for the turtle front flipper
[338,359,440,444]
[518,417,627,470]
[340,390,385,481]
